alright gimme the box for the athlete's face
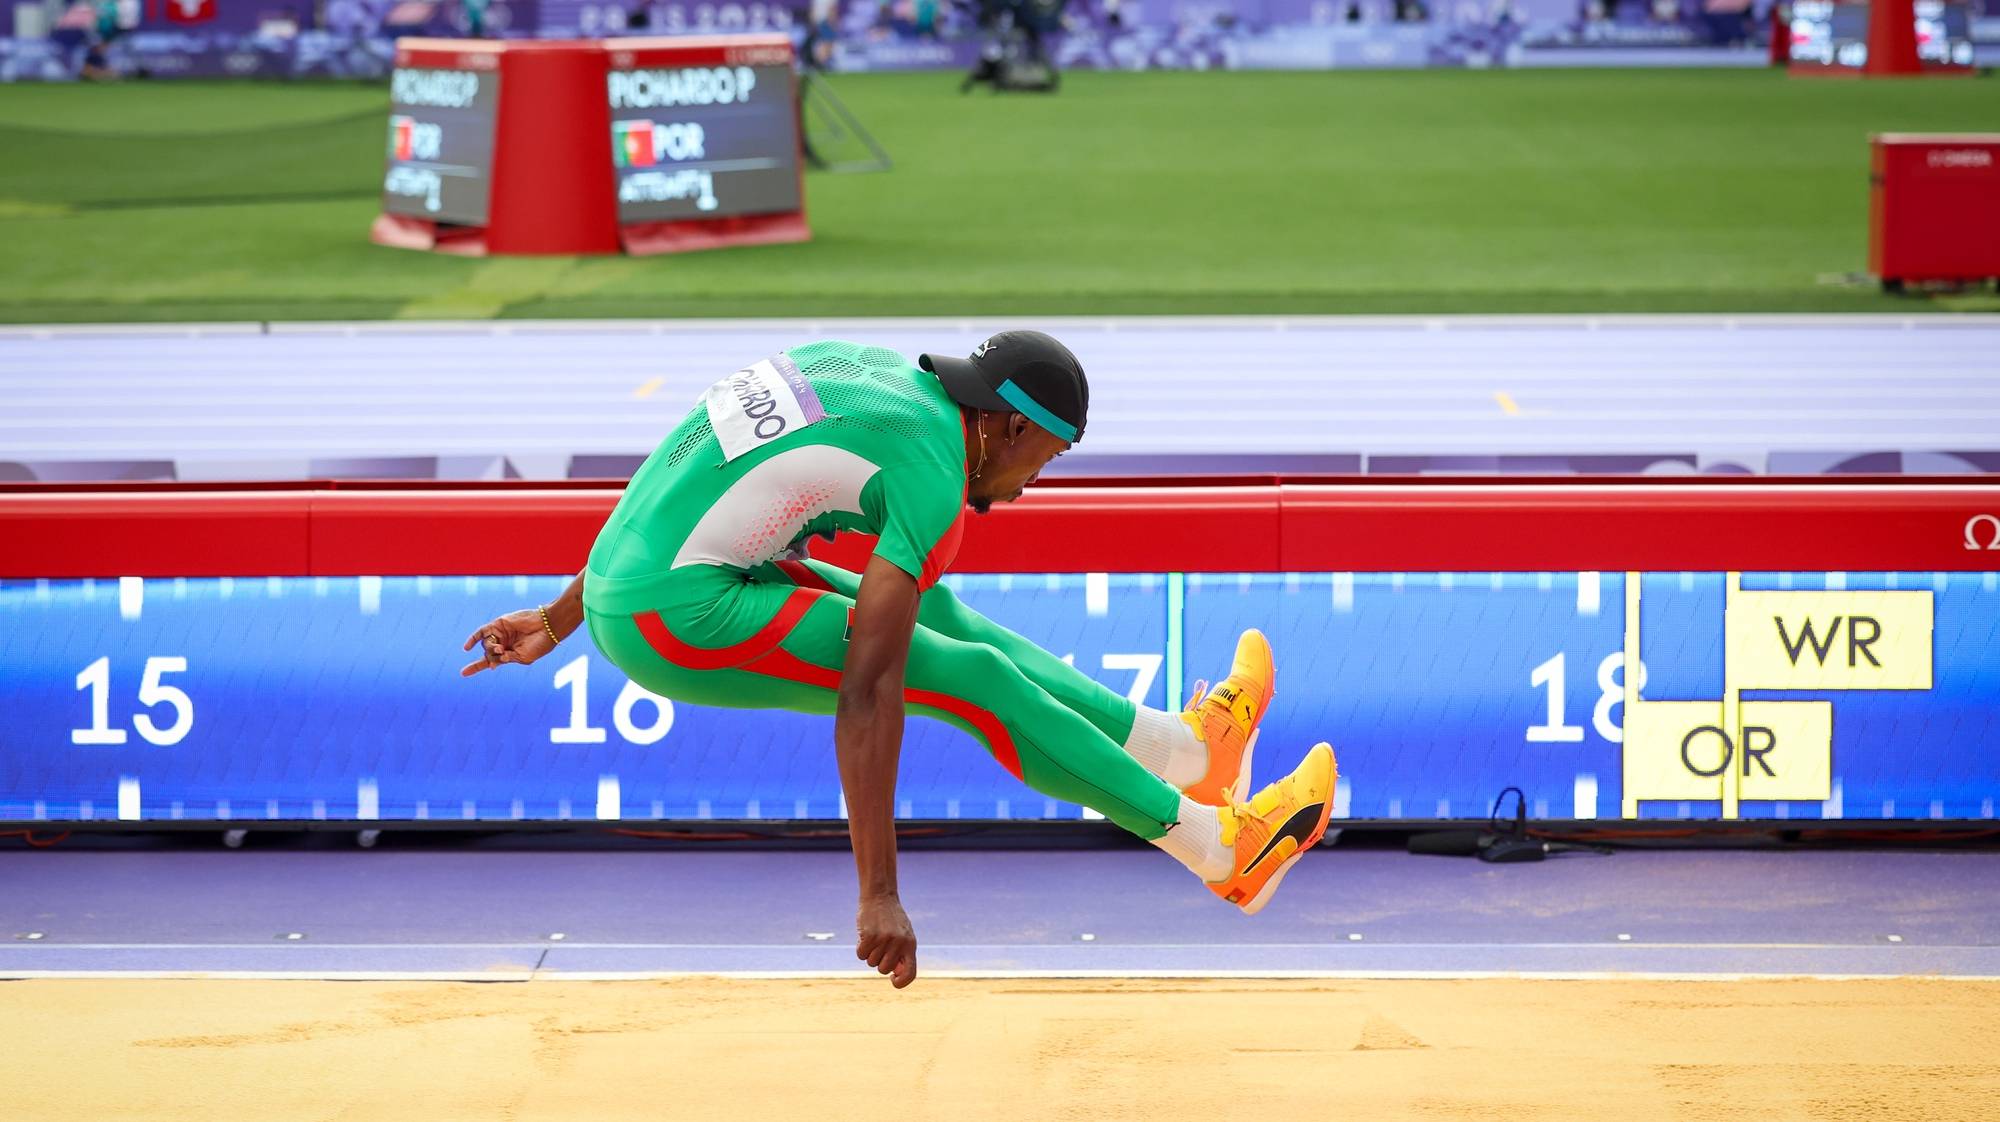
[967,411,1070,514]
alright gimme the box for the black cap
[919,330,1088,443]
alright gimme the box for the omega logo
[1966,514,2000,551]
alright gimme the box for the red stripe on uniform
[741,647,1024,781]
[917,506,966,592]
[631,587,823,671]
[911,418,975,593]
[774,558,837,593]
[632,579,1024,780]
[739,645,841,690]
[904,682,1021,780]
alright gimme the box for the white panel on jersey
[703,354,827,463]
[672,444,881,571]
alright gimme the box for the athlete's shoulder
[783,339,961,457]
[783,338,913,373]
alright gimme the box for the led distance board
[4,570,1993,825]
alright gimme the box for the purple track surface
[3,846,1996,979]
[7,315,2000,482]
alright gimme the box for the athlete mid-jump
[461,332,1338,988]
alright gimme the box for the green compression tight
[583,559,1183,839]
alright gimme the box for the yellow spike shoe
[1180,628,1276,805]
[1207,743,1337,916]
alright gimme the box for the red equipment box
[1869,134,2000,289]
[370,36,808,257]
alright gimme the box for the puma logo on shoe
[1244,803,1325,875]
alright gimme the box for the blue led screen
[3,571,1995,824]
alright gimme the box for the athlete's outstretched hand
[857,893,918,988]
[461,609,558,676]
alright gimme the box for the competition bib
[701,352,826,462]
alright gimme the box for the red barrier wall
[3,479,1998,578]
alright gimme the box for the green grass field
[0,70,1995,322]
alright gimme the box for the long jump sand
[6,976,1997,1121]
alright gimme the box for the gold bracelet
[538,603,561,645]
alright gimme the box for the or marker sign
[1625,700,1834,805]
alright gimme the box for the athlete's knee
[934,641,1025,709]
[919,581,991,641]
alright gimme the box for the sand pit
[7,975,1998,1121]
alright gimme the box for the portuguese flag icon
[613,120,657,168]
[389,115,415,161]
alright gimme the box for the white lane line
[19,434,2000,456]
[5,311,1989,338]
[18,409,2000,431]
[5,969,1994,983]
[19,384,2000,406]
[14,940,1984,950]
[0,971,537,981]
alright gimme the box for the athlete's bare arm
[461,571,583,676]
[839,554,924,988]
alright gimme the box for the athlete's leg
[769,559,1138,742]
[589,569,1194,845]
[587,569,1334,908]
[589,608,831,712]
[766,559,1243,793]
[589,598,988,753]
[792,591,1184,838]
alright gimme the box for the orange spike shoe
[1180,628,1276,805]
[1206,743,1337,916]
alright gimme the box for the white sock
[1123,706,1207,790]
[1151,795,1231,883]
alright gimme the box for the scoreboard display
[372,37,805,255]
[607,39,802,224]
[380,48,502,226]
[4,569,1995,826]
[1789,0,1975,71]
